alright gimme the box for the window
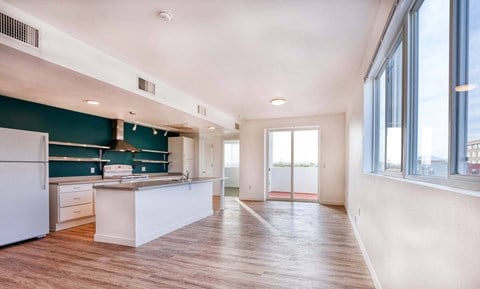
[374,41,403,172]
[366,0,480,189]
[411,0,450,177]
[224,141,239,168]
[386,42,403,170]
[454,0,480,176]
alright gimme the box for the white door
[0,127,48,162]
[201,138,214,177]
[0,162,49,246]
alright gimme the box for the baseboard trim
[94,234,136,247]
[319,200,345,206]
[347,210,382,289]
[239,197,265,201]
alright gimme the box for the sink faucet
[182,170,190,181]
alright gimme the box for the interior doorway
[224,140,239,197]
[267,128,319,202]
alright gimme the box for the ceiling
[3,0,384,120]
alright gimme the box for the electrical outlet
[141,166,146,172]
[90,167,95,174]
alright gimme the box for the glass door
[293,129,318,201]
[267,128,319,202]
[268,130,292,200]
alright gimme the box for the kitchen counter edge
[95,177,225,191]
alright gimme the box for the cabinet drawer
[59,183,92,193]
[59,191,92,208]
[59,203,93,222]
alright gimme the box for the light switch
[90,167,95,174]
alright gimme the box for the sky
[417,0,450,160]
[271,130,318,164]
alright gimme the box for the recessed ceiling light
[85,100,100,105]
[208,126,216,130]
[270,98,286,106]
[455,84,477,92]
[158,11,172,22]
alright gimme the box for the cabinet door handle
[74,197,81,200]
[73,210,81,214]
[73,187,81,190]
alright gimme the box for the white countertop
[96,177,225,191]
[49,173,183,186]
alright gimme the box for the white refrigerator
[0,127,49,246]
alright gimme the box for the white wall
[224,167,239,187]
[346,81,480,289]
[212,136,223,196]
[345,0,480,287]
[239,114,345,203]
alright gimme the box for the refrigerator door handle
[44,135,48,162]
[42,164,46,190]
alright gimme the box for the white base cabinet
[49,183,95,231]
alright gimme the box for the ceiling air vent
[235,122,240,130]
[0,12,39,48]
[138,77,155,95]
[197,105,207,116]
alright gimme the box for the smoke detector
[158,11,172,22]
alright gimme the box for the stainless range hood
[109,119,139,152]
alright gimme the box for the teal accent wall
[0,95,177,177]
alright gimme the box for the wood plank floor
[0,197,373,289]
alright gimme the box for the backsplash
[0,95,176,177]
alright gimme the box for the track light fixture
[129,111,137,131]
[152,128,158,135]
[164,130,168,137]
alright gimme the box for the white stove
[103,165,149,183]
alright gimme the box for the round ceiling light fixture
[85,100,100,105]
[269,98,286,106]
[158,11,173,22]
[455,83,477,92]
[208,126,216,130]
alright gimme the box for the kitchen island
[94,177,224,247]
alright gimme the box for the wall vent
[0,12,39,48]
[235,122,240,130]
[197,105,207,116]
[138,77,155,95]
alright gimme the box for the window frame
[450,0,480,182]
[366,0,480,192]
[372,34,405,175]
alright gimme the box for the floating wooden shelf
[49,141,110,149]
[139,149,170,154]
[133,159,169,164]
[49,156,111,162]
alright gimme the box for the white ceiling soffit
[0,43,232,135]
[3,0,384,120]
